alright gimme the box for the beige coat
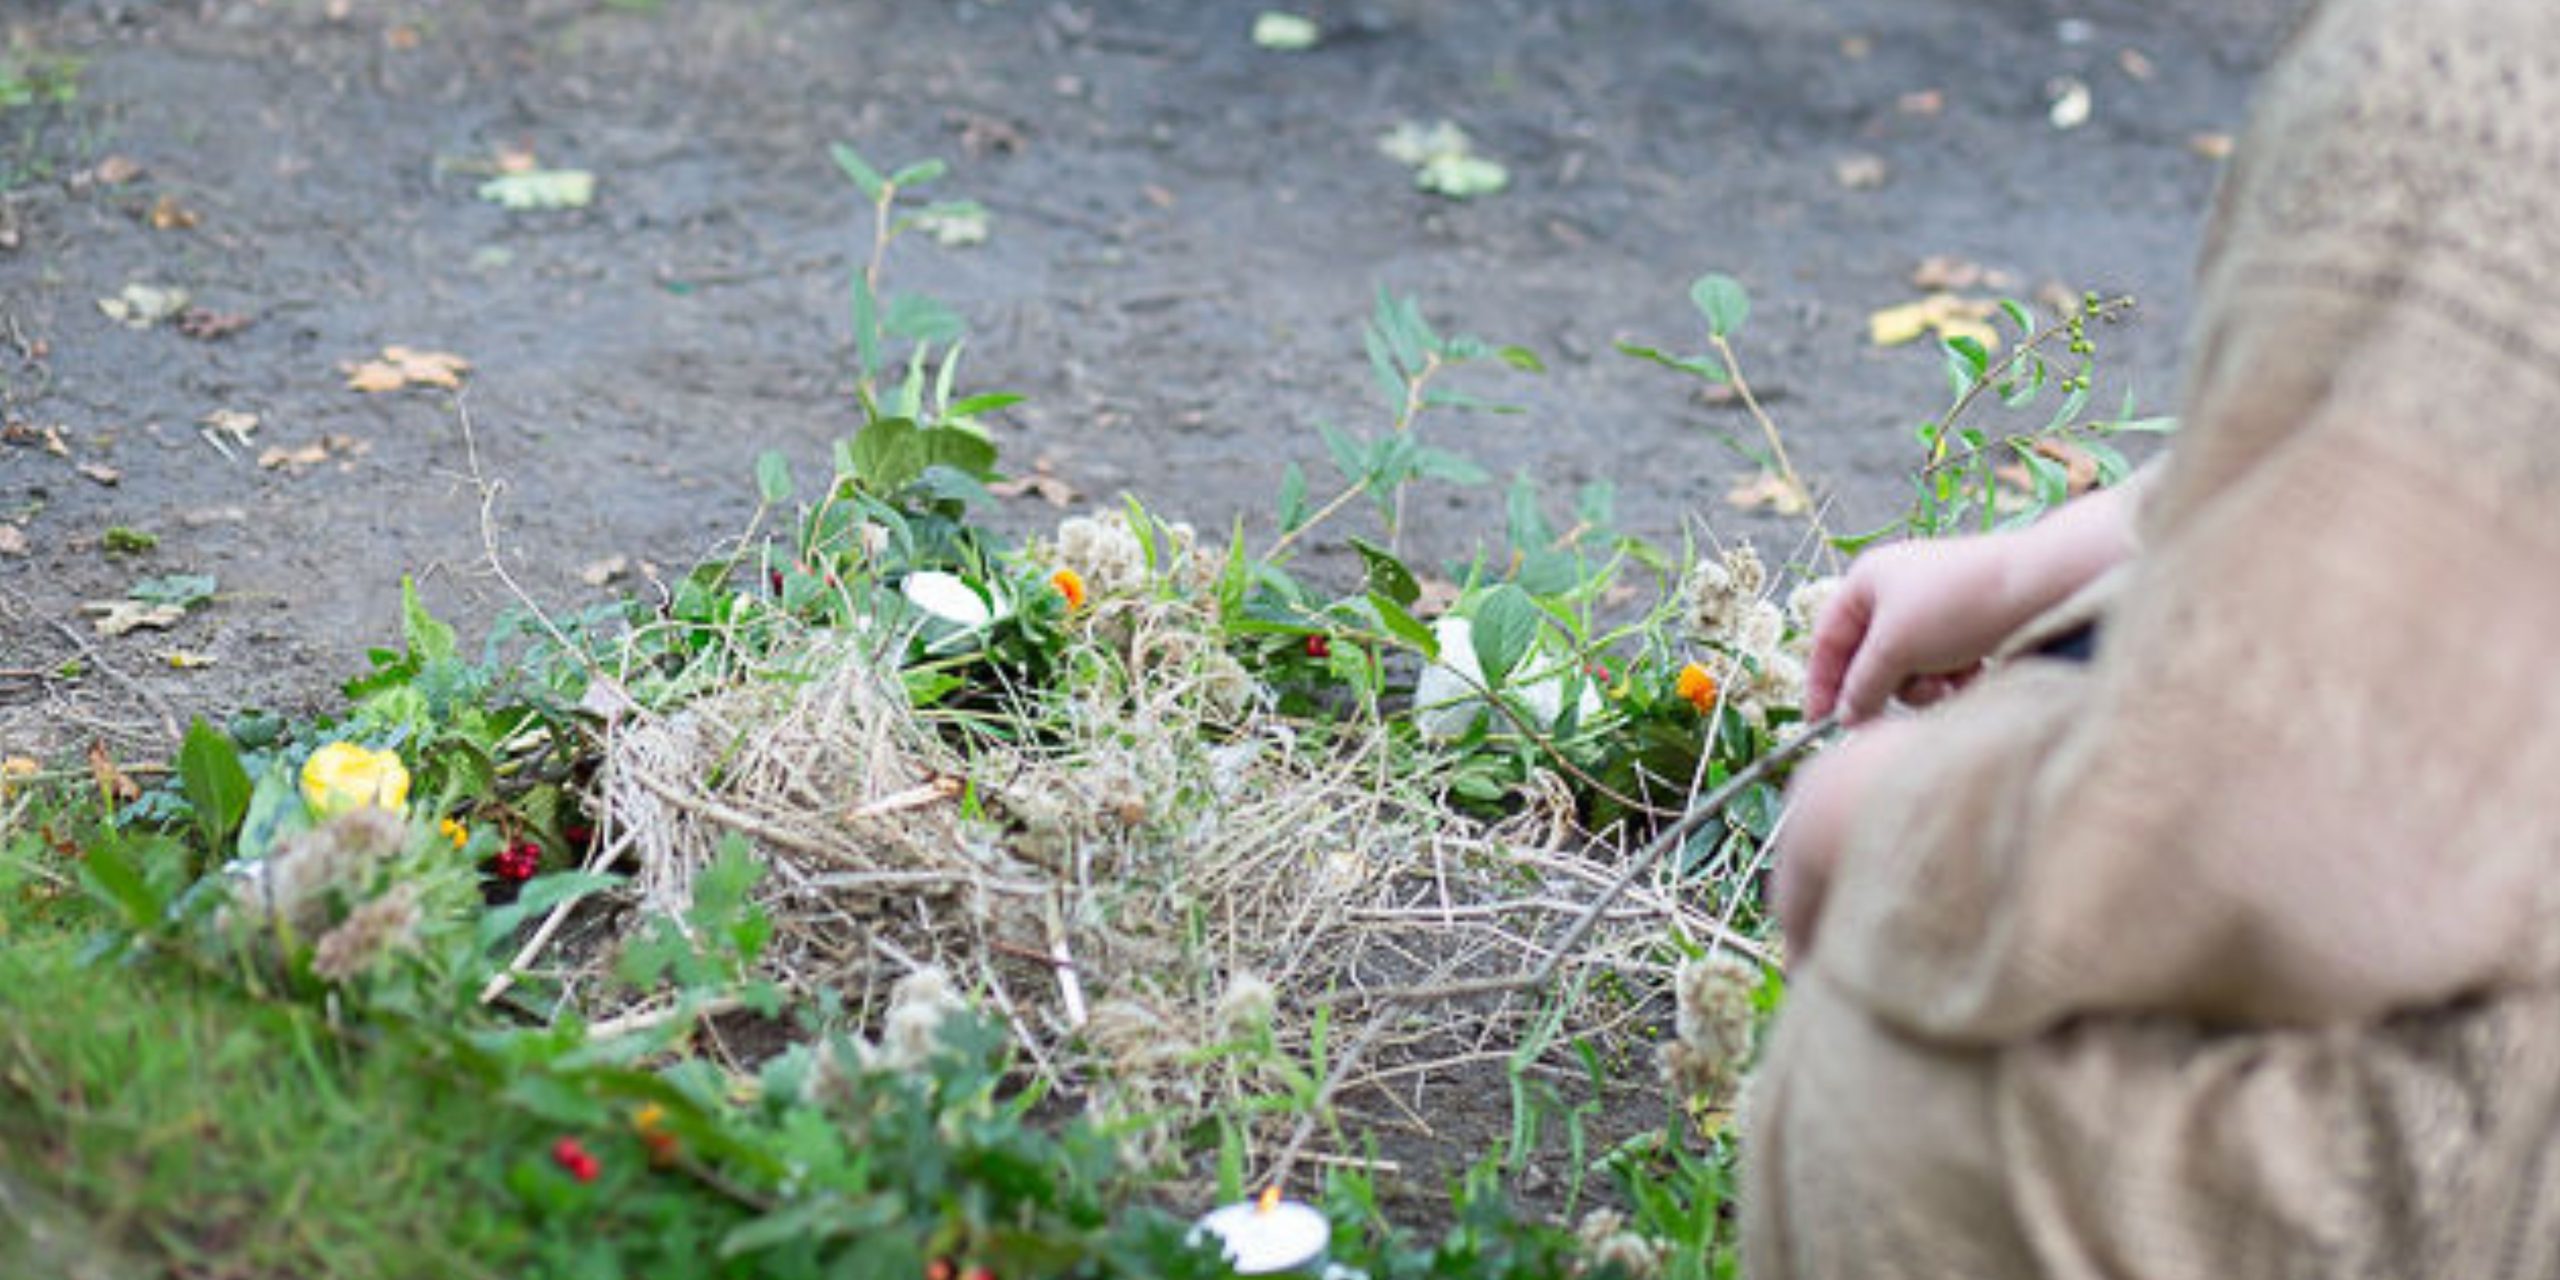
[1745,1,2560,1275]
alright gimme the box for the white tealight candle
[1193,1191,1330,1275]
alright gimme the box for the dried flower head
[880,966,967,1070]
[1055,510,1150,599]
[309,882,421,983]
[1576,1209,1667,1280]
[1212,971,1278,1041]
[1682,545,1769,643]
[1660,951,1761,1108]
[1786,574,1843,638]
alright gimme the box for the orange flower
[1675,662,1720,714]
[1050,567,1087,610]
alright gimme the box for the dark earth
[1,0,2304,759]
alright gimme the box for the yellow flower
[300,742,410,819]
[1050,567,1087,610]
[437,817,468,851]
[1675,663,1720,715]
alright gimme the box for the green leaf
[1367,592,1438,658]
[1689,273,1750,338]
[127,573,216,608]
[829,142,887,200]
[882,292,964,344]
[942,392,1022,420]
[1613,340,1727,384]
[79,833,163,930]
[475,170,595,211]
[887,158,947,189]
[1375,287,1426,375]
[179,719,252,858]
[478,871,626,953]
[1350,538,1419,608]
[1496,344,1545,373]
[1318,422,1367,486]
[1470,585,1540,687]
[754,451,794,504]
[1411,445,1489,485]
[1276,463,1308,533]
[1363,322,1405,406]
[400,577,457,665]
[1505,472,1554,551]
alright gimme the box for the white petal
[903,571,992,628]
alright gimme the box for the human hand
[1775,717,1920,957]
[1803,537,2013,725]
[1806,481,2143,725]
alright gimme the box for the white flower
[902,571,996,628]
[1411,617,1602,741]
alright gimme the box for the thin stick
[36,612,181,746]
[1367,714,1832,1005]
[1266,714,1837,1190]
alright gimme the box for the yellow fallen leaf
[162,649,217,669]
[2189,132,2235,160]
[1867,293,2003,351]
[1725,471,1811,517]
[344,346,470,392]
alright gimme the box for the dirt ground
[0,0,2302,758]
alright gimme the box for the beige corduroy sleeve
[1808,409,2560,1045]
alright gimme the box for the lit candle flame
[1257,1185,1282,1214]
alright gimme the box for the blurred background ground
[0,0,2302,757]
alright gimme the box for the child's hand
[1805,537,2013,725]
[1807,481,2144,725]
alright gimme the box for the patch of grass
[0,852,533,1278]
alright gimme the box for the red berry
[1305,634,1331,659]
[550,1137,600,1182]
[926,1262,957,1280]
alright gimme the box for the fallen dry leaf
[578,555,630,587]
[77,462,121,486]
[91,155,143,186]
[258,441,330,473]
[2189,132,2235,160]
[200,409,259,459]
[1725,471,1812,517]
[1832,153,1888,190]
[42,425,69,457]
[343,346,470,393]
[160,649,217,670]
[1412,576,1464,619]
[495,145,541,175]
[85,598,186,637]
[1868,294,2002,351]
[98,283,191,329]
[0,525,25,556]
[1141,183,1176,209]
[1910,255,2018,293]
[87,741,141,803]
[988,461,1079,508]
[1839,35,1873,60]
[147,193,200,230]
[176,307,252,340]
[2117,47,2157,82]
[1897,89,1945,117]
